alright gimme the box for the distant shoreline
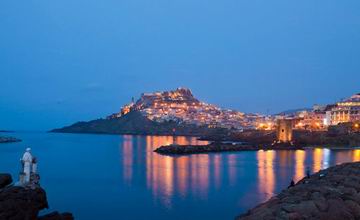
[49,129,207,138]
[0,136,21,143]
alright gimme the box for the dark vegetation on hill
[51,111,229,136]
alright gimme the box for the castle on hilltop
[107,87,253,130]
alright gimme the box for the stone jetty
[154,143,302,155]
[238,162,360,220]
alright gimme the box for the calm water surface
[1,132,360,219]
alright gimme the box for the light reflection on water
[120,136,360,212]
[3,133,360,220]
[294,150,305,182]
[257,150,275,200]
[142,136,210,208]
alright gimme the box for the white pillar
[24,161,31,183]
[22,148,33,184]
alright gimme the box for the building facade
[330,93,360,125]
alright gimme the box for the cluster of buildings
[109,88,269,130]
[110,88,360,132]
[275,93,360,131]
[329,93,360,125]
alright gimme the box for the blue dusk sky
[1,1,360,131]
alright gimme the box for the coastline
[50,111,230,137]
[50,129,208,138]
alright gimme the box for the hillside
[51,87,251,136]
[51,111,229,136]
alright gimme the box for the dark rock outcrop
[38,212,74,220]
[0,174,12,188]
[0,173,73,220]
[238,162,360,219]
[154,143,302,155]
[0,186,48,220]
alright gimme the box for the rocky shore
[0,136,21,143]
[238,162,360,219]
[0,173,73,220]
[154,143,302,155]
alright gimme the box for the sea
[1,132,360,219]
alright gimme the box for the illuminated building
[330,93,360,125]
[121,103,134,116]
[302,111,327,130]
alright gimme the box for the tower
[276,119,294,143]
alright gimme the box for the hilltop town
[108,87,250,130]
[52,88,360,139]
[110,88,360,132]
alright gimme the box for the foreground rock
[0,186,48,219]
[0,136,21,143]
[0,173,73,220]
[38,212,74,220]
[238,162,360,220]
[0,174,12,188]
[154,143,302,155]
